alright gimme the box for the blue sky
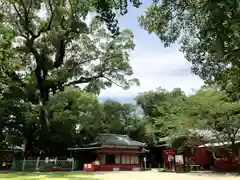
[99,2,204,103]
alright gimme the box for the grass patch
[0,172,97,180]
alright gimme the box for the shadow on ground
[188,171,239,177]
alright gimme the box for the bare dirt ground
[95,171,240,180]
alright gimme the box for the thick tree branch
[13,4,24,27]
[233,128,240,140]
[47,0,54,29]
[65,74,125,89]
[34,63,42,88]
[15,21,28,39]
[26,40,41,63]
[26,0,33,14]
[53,39,65,68]
[53,28,77,69]
[35,0,54,37]
[65,74,104,86]
[103,76,125,88]
[14,0,45,41]
[18,0,36,38]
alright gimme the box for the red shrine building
[68,134,148,171]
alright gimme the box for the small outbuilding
[68,134,148,171]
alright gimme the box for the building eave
[67,147,103,151]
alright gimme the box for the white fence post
[36,157,40,171]
[22,158,26,171]
[143,157,146,169]
[72,158,74,171]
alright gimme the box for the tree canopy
[1,0,240,160]
[0,0,145,155]
[135,85,240,155]
[136,88,188,144]
[139,0,240,98]
[186,87,240,154]
[138,0,240,155]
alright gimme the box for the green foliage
[136,86,240,152]
[0,0,146,153]
[44,90,149,155]
[139,0,240,97]
[41,87,102,155]
[139,0,240,149]
[170,136,188,153]
[0,84,149,154]
[100,99,148,141]
[0,0,140,123]
[186,87,240,144]
[136,87,188,144]
[48,87,100,124]
[2,0,240,157]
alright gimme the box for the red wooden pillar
[69,151,72,158]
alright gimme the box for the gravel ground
[95,171,240,180]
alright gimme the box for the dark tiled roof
[88,134,146,147]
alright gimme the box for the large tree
[136,86,240,155]
[0,0,142,154]
[139,0,240,98]
[136,87,188,144]
[44,87,102,156]
[100,100,148,141]
[0,24,38,149]
[186,87,240,157]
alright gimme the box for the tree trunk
[38,87,51,155]
[23,123,37,158]
[231,141,238,159]
[24,138,33,158]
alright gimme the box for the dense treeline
[137,86,240,156]
[0,0,240,159]
[1,87,149,156]
[138,0,240,157]
[2,83,240,157]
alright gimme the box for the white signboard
[94,160,99,165]
[175,155,184,164]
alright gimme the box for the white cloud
[99,4,205,101]
[100,46,204,100]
